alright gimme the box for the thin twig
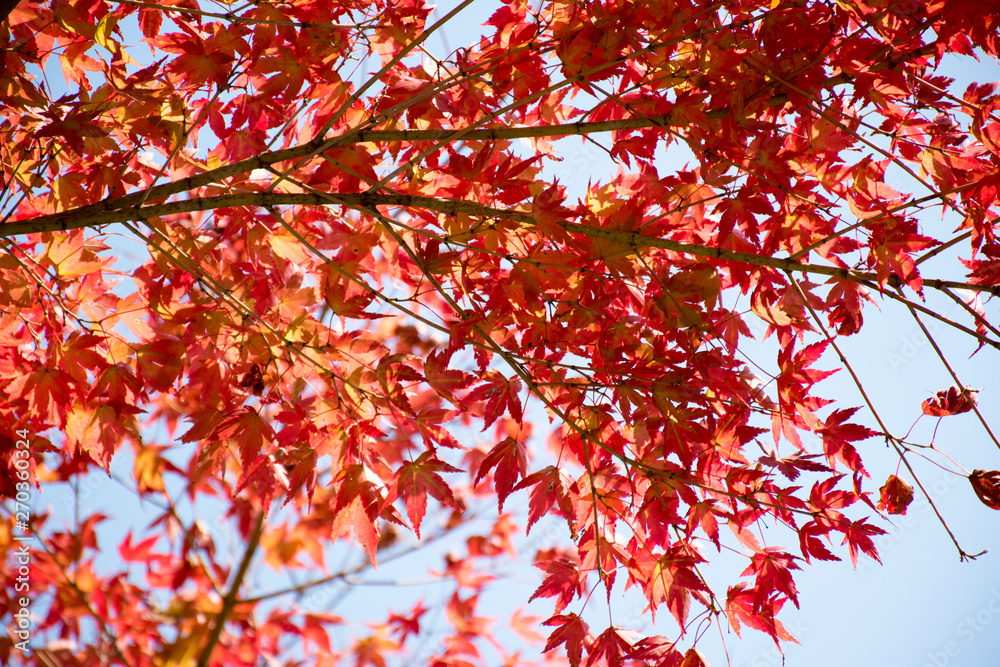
[898,287,1000,452]
[788,273,982,561]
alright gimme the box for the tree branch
[7,190,996,298]
[196,510,265,667]
[0,0,19,27]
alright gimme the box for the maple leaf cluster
[1,0,999,665]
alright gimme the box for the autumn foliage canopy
[2,0,1000,664]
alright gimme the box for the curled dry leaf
[921,386,979,417]
[238,363,266,395]
[877,475,914,515]
[680,647,710,667]
[969,470,1000,510]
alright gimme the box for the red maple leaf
[118,532,170,568]
[587,626,635,667]
[726,584,798,645]
[628,636,683,666]
[391,450,462,538]
[542,613,593,667]
[816,407,877,474]
[960,242,1000,285]
[514,465,578,533]
[331,464,391,563]
[464,370,525,427]
[838,517,884,566]
[740,549,801,609]
[865,216,938,293]
[529,558,586,614]
[474,436,528,511]
[424,348,474,402]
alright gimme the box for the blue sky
[22,1,1000,665]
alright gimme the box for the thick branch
[6,190,996,297]
[0,0,19,26]
[567,222,1000,297]
[1,114,682,227]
